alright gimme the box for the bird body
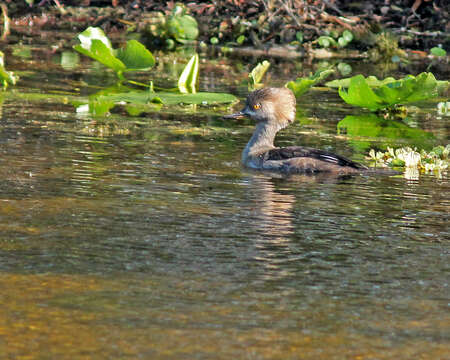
[224,87,367,174]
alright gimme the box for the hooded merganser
[224,87,368,174]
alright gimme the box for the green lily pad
[115,91,237,106]
[74,87,237,115]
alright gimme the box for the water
[0,44,449,359]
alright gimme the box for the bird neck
[242,120,286,163]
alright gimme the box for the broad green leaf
[430,47,446,57]
[338,75,385,111]
[116,40,155,71]
[77,26,113,52]
[88,96,116,116]
[336,73,443,111]
[77,88,237,113]
[326,75,396,88]
[74,39,126,73]
[151,92,236,105]
[285,69,334,97]
[248,60,270,89]
[178,53,199,93]
[401,72,438,103]
[168,14,198,43]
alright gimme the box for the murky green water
[0,43,449,359]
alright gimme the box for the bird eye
[253,103,261,110]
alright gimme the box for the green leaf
[430,47,446,57]
[74,29,126,75]
[236,35,246,45]
[338,75,385,111]
[285,69,334,97]
[342,30,353,42]
[151,92,237,105]
[74,27,156,79]
[0,51,18,88]
[317,36,336,48]
[335,73,443,111]
[326,76,396,88]
[337,62,352,76]
[116,40,155,71]
[178,53,199,94]
[295,31,303,43]
[168,14,199,43]
[248,60,271,89]
[74,40,126,74]
[338,37,349,47]
[77,26,114,52]
[80,89,237,110]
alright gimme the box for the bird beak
[223,111,245,119]
[223,106,249,120]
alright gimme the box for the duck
[224,87,368,174]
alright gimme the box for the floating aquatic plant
[0,51,17,89]
[178,54,199,93]
[437,101,450,116]
[331,72,445,112]
[248,60,270,90]
[285,68,334,98]
[73,27,236,109]
[144,4,198,45]
[368,145,450,178]
[73,27,155,81]
[315,30,353,49]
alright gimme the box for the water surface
[0,44,449,359]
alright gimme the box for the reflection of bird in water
[247,174,297,281]
[225,87,368,175]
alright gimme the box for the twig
[53,0,67,15]
[281,0,321,35]
[393,28,448,37]
[281,0,302,28]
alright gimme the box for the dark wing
[264,146,367,170]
